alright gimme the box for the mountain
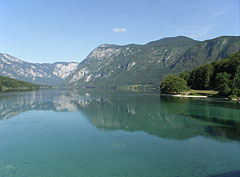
[65,36,240,88]
[0,75,41,91]
[0,53,79,85]
[1,36,239,87]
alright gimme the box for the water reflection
[0,90,239,141]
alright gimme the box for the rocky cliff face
[65,36,240,88]
[0,53,78,85]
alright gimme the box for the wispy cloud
[171,8,227,40]
[171,25,213,40]
[113,28,127,32]
[210,10,226,20]
[185,25,213,39]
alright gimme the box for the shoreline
[160,94,207,98]
[160,94,240,103]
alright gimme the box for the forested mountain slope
[0,76,41,91]
[66,36,240,88]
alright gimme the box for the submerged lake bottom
[0,89,239,177]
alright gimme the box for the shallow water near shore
[0,89,239,177]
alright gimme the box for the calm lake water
[0,89,239,177]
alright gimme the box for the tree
[215,72,231,97]
[233,65,240,89]
[188,64,214,90]
[161,75,189,94]
[179,71,191,85]
[232,64,240,97]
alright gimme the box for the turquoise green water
[0,90,239,177]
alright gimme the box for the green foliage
[177,52,240,98]
[215,72,232,96]
[160,75,189,94]
[213,53,240,97]
[232,64,240,96]
[0,76,41,91]
[179,71,191,84]
[188,64,214,89]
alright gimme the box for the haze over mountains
[0,36,239,87]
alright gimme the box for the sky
[0,0,239,63]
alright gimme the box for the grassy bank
[161,89,240,102]
[182,90,218,97]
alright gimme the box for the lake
[0,89,239,177]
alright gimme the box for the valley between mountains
[0,36,239,88]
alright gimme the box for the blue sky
[0,0,239,63]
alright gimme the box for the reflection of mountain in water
[0,90,239,141]
[75,96,240,141]
[0,90,90,120]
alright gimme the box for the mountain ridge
[0,53,79,85]
[65,35,240,88]
[1,35,239,87]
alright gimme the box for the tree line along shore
[0,76,51,92]
[160,52,240,100]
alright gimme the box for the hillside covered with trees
[0,76,42,91]
[65,36,240,88]
[161,52,240,98]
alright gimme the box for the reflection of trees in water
[160,97,240,140]
[76,96,240,141]
[205,126,240,141]
[0,90,239,141]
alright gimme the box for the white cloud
[113,28,127,32]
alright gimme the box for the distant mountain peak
[0,53,23,64]
[0,53,79,85]
[146,36,197,47]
